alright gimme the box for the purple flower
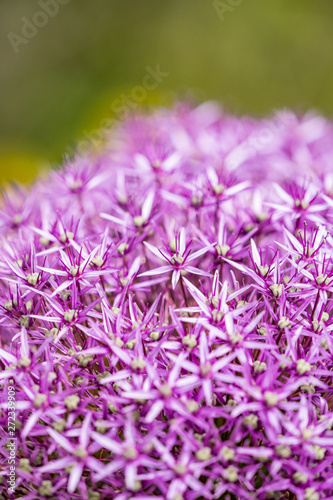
[1,103,333,499]
[140,228,213,288]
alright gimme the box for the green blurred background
[1,0,333,183]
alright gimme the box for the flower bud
[196,447,211,461]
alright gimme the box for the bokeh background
[1,0,333,183]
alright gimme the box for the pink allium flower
[1,103,333,499]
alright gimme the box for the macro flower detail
[1,103,333,499]
[140,227,213,288]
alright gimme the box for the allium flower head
[1,103,333,499]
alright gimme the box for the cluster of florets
[1,103,333,500]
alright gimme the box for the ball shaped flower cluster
[1,103,333,500]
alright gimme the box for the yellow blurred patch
[0,152,45,185]
[77,88,174,136]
